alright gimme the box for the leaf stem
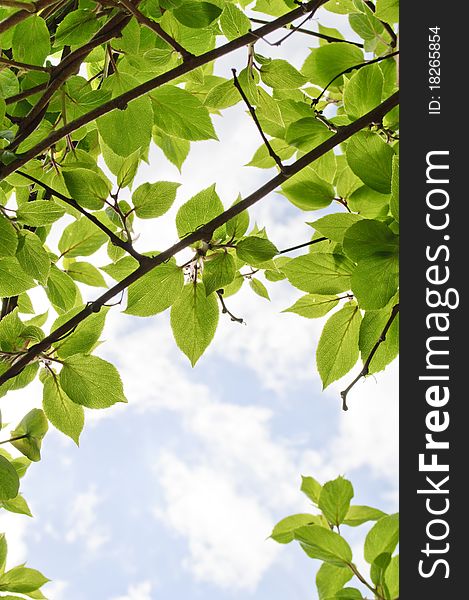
[340,303,400,410]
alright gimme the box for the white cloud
[43,580,69,600]
[65,486,110,552]
[111,581,153,600]
[0,512,29,569]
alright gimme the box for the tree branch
[216,290,244,324]
[340,303,399,411]
[364,0,397,48]
[16,170,145,262]
[0,0,59,35]
[8,10,133,151]
[0,0,330,179]
[232,68,285,172]
[249,17,364,47]
[118,0,193,60]
[313,51,399,105]
[0,92,398,387]
[277,237,328,254]
[0,56,51,73]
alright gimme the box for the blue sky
[0,7,398,599]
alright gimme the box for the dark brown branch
[313,51,399,105]
[364,0,397,48]
[118,0,193,60]
[277,237,327,254]
[5,82,49,105]
[0,0,330,179]
[249,17,364,47]
[340,303,400,411]
[0,56,51,72]
[216,290,244,324]
[0,93,398,387]
[232,68,285,172]
[8,10,133,151]
[0,0,59,35]
[1,297,18,320]
[16,170,145,262]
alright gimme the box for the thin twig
[118,0,193,60]
[0,93,399,387]
[0,0,60,35]
[364,0,397,48]
[232,68,286,172]
[15,170,145,262]
[216,290,244,324]
[0,56,51,72]
[0,434,29,445]
[340,303,400,411]
[249,17,363,47]
[313,51,399,105]
[278,237,327,254]
[0,0,330,178]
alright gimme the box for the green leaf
[43,373,84,445]
[225,198,250,240]
[170,283,219,366]
[60,354,127,409]
[176,185,225,239]
[125,261,184,316]
[302,43,363,89]
[384,555,399,599]
[58,217,108,258]
[153,130,190,171]
[331,588,364,599]
[294,525,353,565]
[261,59,306,89]
[390,155,399,222]
[375,0,399,24]
[280,176,335,211]
[202,253,236,296]
[344,64,383,119]
[16,200,65,227]
[317,303,362,388]
[16,231,50,284]
[271,514,320,544]
[10,409,48,462]
[0,455,19,501]
[284,294,339,319]
[44,266,78,314]
[282,253,354,294]
[247,139,295,169]
[364,513,399,564]
[116,148,141,189]
[343,505,387,527]
[0,216,17,257]
[173,2,222,28]
[220,4,251,40]
[323,0,356,14]
[12,16,50,66]
[348,186,389,219]
[346,132,395,194]
[319,477,354,526]
[343,219,399,262]
[236,237,278,266]
[151,86,217,141]
[132,181,180,219]
[249,278,270,300]
[66,261,107,287]
[359,307,399,373]
[1,493,33,517]
[285,118,333,152]
[0,533,6,574]
[97,75,153,157]
[316,563,353,600]
[351,254,399,309]
[0,257,36,296]
[55,9,100,46]
[52,307,108,359]
[63,168,111,210]
[0,566,49,593]
[101,256,138,281]
[301,475,322,504]
[311,214,364,244]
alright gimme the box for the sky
[0,6,398,600]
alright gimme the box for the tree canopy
[0,0,399,596]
